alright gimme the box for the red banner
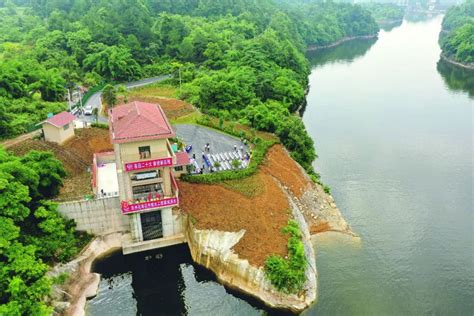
[121,197,178,214]
[124,157,173,172]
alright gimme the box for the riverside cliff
[55,144,354,314]
[179,144,355,312]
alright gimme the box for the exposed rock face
[50,233,122,316]
[185,201,318,313]
[300,185,355,236]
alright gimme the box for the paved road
[79,75,171,123]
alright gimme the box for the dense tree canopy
[361,3,405,23]
[0,148,80,314]
[0,0,384,310]
[440,0,474,65]
[0,0,379,175]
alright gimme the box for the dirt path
[0,130,41,149]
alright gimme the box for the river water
[86,16,473,315]
[303,15,473,315]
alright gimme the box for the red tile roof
[44,111,76,128]
[175,151,191,166]
[108,101,175,144]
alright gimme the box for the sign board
[124,157,173,172]
[121,197,178,214]
[134,171,157,180]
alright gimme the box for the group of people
[233,144,245,153]
[187,138,252,174]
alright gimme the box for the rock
[53,301,70,314]
[84,273,101,299]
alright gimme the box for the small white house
[41,111,76,145]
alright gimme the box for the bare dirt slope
[9,128,113,201]
[262,145,354,236]
[179,144,354,267]
[179,172,290,267]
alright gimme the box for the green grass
[129,82,178,98]
[170,111,202,124]
[222,174,264,198]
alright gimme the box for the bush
[90,122,108,129]
[265,220,307,294]
[323,184,331,194]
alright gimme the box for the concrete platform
[173,124,249,173]
[122,233,186,255]
[97,162,119,198]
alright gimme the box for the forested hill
[361,3,405,24]
[0,0,378,176]
[439,0,474,66]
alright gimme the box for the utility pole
[67,88,72,112]
[179,67,182,95]
[79,89,83,109]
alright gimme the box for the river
[303,15,473,315]
[86,16,473,315]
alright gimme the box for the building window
[174,166,184,171]
[131,170,160,181]
[139,146,151,159]
[63,123,70,130]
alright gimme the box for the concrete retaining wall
[58,197,129,235]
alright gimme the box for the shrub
[265,220,307,294]
[323,184,331,194]
[90,122,108,129]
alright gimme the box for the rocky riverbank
[307,35,378,51]
[55,145,354,315]
[181,144,354,312]
[185,185,318,313]
[48,233,122,315]
[440,54,474,70]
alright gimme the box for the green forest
[0,1,379,311]
[440,0,474,65]
[361,3,405,23]
[0,0,378,176]
[0,148,87,315]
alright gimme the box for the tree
[0,148,80,313]
[83,45,142,82]
[92,107,99,123]
[116,84,129,103]
[30,68,66,102]
[231,159,241,169]
[20,150,66,200]
[102,84,117,108]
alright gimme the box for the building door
[140,211,163,241]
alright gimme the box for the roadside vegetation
[0,148,89,315]
[265,220,306,294]
[439,0,474,66]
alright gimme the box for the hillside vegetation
[439,0,474,66]
[0,0,378,179]
[362,3,405,23]
[0,148,88,315]
[0,0,382,311]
